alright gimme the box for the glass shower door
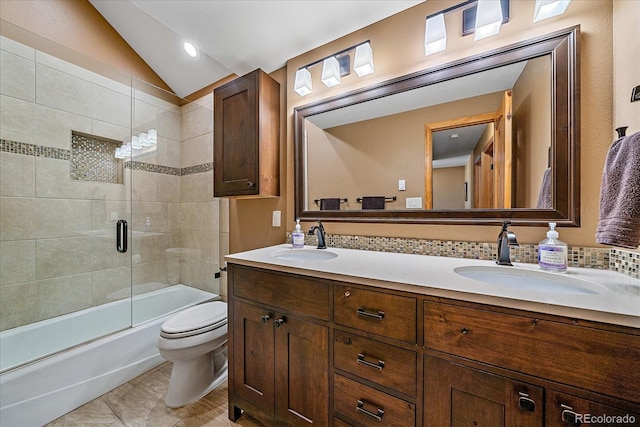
[0,31,134,371]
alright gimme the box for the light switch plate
[272,210,281,227]
[399,179,406,191]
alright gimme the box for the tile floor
[45,363,263,427]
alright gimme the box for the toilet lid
[161,301,227,337]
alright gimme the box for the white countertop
[225,244,640,328]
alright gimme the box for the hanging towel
[320,198,341,210]
[362,196,385,210]
[595,131,640,249]
[536,167,552,209]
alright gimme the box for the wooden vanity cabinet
[228,263,640,427]
[228,265,329,426]
[214,68,279,198]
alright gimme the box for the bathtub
[0,284,218,427]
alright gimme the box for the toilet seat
[160,302,227,339]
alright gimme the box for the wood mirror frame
[294,26,580,226]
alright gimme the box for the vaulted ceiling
[89,0,422,98]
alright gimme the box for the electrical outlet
[272,210,281,227]
[399,179,406,191]
[406,197,422,209]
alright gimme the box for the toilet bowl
[157,301,228,408]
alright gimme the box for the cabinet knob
[274,317,286,328]
[460,328,470,335]
[247,181,255,188]
[260,314,271,324]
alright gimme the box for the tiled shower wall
[0,36,225,331]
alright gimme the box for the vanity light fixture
[473,0,504,41]
[354,42,375,77]
[293,40,375,96]
[533,0,571,22]
[424,0,510,56]
[294,68,313,96]
[424,13,447,56]
[321,57,341,87]
[114,129,157,159]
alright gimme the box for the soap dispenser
[538,222,568,273]
[292,219,305,249]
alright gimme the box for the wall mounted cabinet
[214,69,279,198]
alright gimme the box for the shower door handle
[116,220,128,253]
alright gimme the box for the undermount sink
[271,248,338,262]
[454,266,606,295]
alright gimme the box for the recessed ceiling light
[183,42,198,58]
[450,133,460,139]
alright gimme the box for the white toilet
[157,301,228,408]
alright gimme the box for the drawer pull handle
[274,317,286,328]
[357,353,385,371]
[561,404,582,426]
[461,328,470,335]
[518,393,536,412]
[260,314,271,324]
[357,308,385,320]
[356,399,384,421]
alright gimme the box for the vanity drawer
[423,300,640,403]
[334,330,417,397]
[334,374,416,427]
[231,265,329,321]
[334,285,417,343]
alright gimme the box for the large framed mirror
[294,26,580,226]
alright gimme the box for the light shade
[474,0,503,41]
[321,57,341,88]
[533,0,571,22]
[354,42,375,77]
[424,13,447,56]
[148,129,157,144]
[294,68,313,96]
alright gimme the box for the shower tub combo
[0,284,218,426]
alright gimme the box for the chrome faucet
[308,221,327,249]
[496,221,519,266]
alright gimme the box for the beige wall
[0,0,170,91]
[287,0,618,248]
[512,56,552,208]
[613,0,639,137]
[433,167,466,209]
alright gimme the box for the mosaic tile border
[1,139,70,160]
[2,139,213,176]
[286,233,639,277]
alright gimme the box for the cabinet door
[546,389,640,427]
[232,300,275,416]
[275,315,329,426]
[214,71,258,196]
[424,355,543,427]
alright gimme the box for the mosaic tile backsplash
[289,232,639,279]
